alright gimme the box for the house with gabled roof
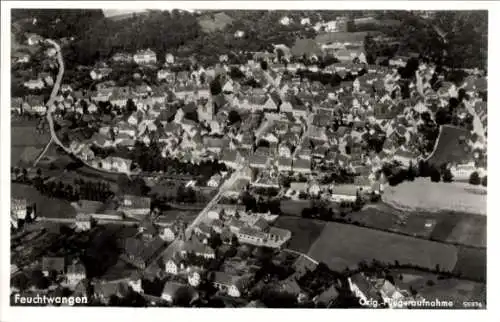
[249,154,270,169]
[221,150,242,169]
[123,236,166,269]
[293,158,311,174]
[330,184,359,203]
[134,48,157,65]
[179,236,215,259]
[393,148,418,167]
[118,194,151,218]
[348,273,382,304]
[212,272,253,298]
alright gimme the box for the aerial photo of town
[9,8,487,309]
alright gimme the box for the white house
[449,161,478,181]
[128,273,143,294]
[212,272,248,298]
[165,258,183,275]
[330,185,359,203]
[165,53,175,65]
[11,198,27,220]
[75,213,92,231]
[24,78,45,90]
[280,16,291,26]
[134,49,157,65]
[160,226,177,242]
[207,174,222,188]
[188,269,202,287]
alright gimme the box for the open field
[308,222,458,273]
[350,204,437,239]
[280,199,313,216]
[11,124,51,166]
[383,179,486,216]
[274,216,326,253]
[446,216,486,247]
[12,125,50,147]
[427,125,470,166]
[453,247,486,282]
[12,146,43,167]
[11,183,76,219]
[430,212,486,248]
[350,203,486,248]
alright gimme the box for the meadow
[307,222,459,273]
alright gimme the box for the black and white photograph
[0,1,496,320]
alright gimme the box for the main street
[150,164,246,267]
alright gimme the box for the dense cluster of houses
[13,30,488,185]
[17,40,486,189]
[11,24,488,307]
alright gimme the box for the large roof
[315,31,379,44]
[291,38,322,57]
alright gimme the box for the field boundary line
[33,136,54,167]
[283,248,319,265]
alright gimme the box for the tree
[469,171,481,185]
[435,108,451,125]
[418,160,430,177]
[301,207,312,218]
[442,168,453,182]
[260,60,268,71]
[209,78,222,95]
[229,67,245,80]
[481,176,487,187]
[31,270,49,290]
[241,192,257,212]
[126,98,136,113]
[11,273,30,291]
[228,110,241,125]
[430,166,441,182]
[276,48,284,62]
[407,161,416,181]
[208,233,222,250]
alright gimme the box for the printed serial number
[463,301,484,308]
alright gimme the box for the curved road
[43,39,71,154]
[32,39,135,178]
[33,38,70,166]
